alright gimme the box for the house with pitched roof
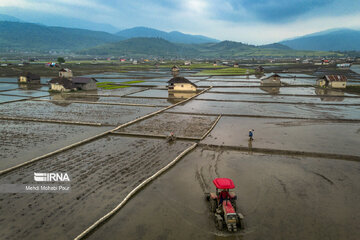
[316,75,347,89]
[167,76,197,92]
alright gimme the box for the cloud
[0,0,360,44]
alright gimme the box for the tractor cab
[209,178,237,210]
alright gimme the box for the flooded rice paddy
[0,70,359,240]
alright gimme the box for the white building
[167,77,197,92]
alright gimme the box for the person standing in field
[249,129,254,141]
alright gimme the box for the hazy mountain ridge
[0,21,124,51]
[116,27,219,44]
[280,28,360,51]
[79,37,339,58]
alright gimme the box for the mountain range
[116,27,219,44]
[0,13,359,53]
[0,15,356,57]
[280,29,360,51]
[0,21,124,51]
[79,38,338,58]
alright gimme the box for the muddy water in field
[202,116,360,156]
[196,93,360,104]
[210,87,360,96]
[117,112,217,138]
[169,100,360,120]
[0,136,194,240]
[97,87,146,96]
[2,89,49,97]
[89,148,360,240]
[0,101,161,125]
[0,94,27,103]
[0,120,111,170]
[39,94,171,106]
[196,81,260,87]
[129,89,169,98]
[0,83,18,91]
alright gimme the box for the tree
[57,57,65,64]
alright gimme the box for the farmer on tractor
[206,178,244,232]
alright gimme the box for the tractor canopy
[213,178,235,189]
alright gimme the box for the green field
[195,67,255,76]
[96,80,145,89]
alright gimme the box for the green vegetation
[57,57,65,64]
[96,80,145,89]
[0,21,123,52]
[79,38,343,58]
[158,63,223,69]
[195,67,255,76]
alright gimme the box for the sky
[0,0,360,44]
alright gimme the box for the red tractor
[206,178,244,232]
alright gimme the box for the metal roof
[260,73,280,80]
[167,77,197,87]
[49,77,76,89]
[323,75,347,82]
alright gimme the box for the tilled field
[117,112,218,138]
[43,94,171,106]
[0,120,111,170]
[201,116,360,156]
[1,70,360,240]
[168,99,360,120]
[88,148,360,240]
[0,101,161,125]
[0,135,194,240]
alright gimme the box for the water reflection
[315,88,344,102]
[49,91,100,106]
[259,86,280,95]
[167,92,197,104]
[18,83,42,90]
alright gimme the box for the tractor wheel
[214,216,223,231]
[237,218,245,230]
[205,194,210,201]
[210,199,217,213]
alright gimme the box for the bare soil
[0,120,111,170]
[202,116,360,156]
[117,112,217,138]
[0,101,162,125]
[0,136,194,240]
[88,148,360,240]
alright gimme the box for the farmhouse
[49,77,98,92]
[59,68,73,78]
[260,73,281,86]
[316,75,347,89]
[18,72,40,83]
[72,77,97,91]
[167,76,197,92]
[233,63,239,68]
[49,78,77,92]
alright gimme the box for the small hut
[171,65,180,72]
[49,77,77,92]
[256,66,264,73]
[18,72,40,83]
[59,68,73,78]
[316,75,347,89]
[260,73,281,86]
[233,63,239,68]
[167,76,197,92]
